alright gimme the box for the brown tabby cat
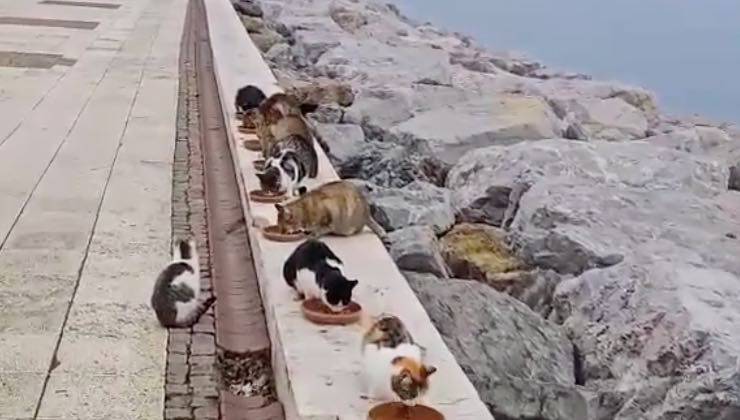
[274,180,387,240]
[255,92,327,156]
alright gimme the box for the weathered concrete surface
[205,0,494,418]
[0,0,184,416]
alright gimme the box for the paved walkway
[0,0,186,418]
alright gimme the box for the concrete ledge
[203,0,495,419]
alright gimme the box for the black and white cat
[151,239,215,328]
[282,239,358,312]
[257,149,309,198]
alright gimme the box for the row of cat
[151,236,437,405]
[237,86,437,405]
[236,85,321,198]
[236,85,388,241]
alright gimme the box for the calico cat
[151,239,215,328]
[234,84,266,115]
[361,314,437,404]
[282,239,358,312]
[274,180,387,240]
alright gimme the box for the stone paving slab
[0,0,186,417]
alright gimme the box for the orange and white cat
[361,314,437,405]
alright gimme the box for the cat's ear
[348,280,359,290]
[274,203,284,214]
[424,365,437,377]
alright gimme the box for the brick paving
[165,2,219,418]
[165,1,283,418]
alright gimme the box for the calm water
[392,0,740,123]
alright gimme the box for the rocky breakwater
[232,0,740,419]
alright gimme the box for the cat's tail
[365,214,389,246]
[176,296,216,328]
[173,238,198,263]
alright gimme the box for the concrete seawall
[202,0,495,418]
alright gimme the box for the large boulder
[508,176,740,418]
[233,0,263,18]
[549,96,648,141]
[440,223,525,282]
[338,138,449,188]
[358,181,455,235]
[284,79,355,107]
[446,139,728,226]
[387,226,448,277]
[392,94,563,164]
[313,122,365,166]
[328,4,368,33]
[553,254,740,419]
[407,273,587,420]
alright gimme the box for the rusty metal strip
[184,0,285,417]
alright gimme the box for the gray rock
[360,181,455,235]
[647,126,733,154]
[548,96,648,141]
[337,136,449,188]
[730,164,740,191]
[393,94,563,164]
[387,226,448,277]
[316,40,453,86]
[233,0,263,18]
[446,139,729,226]
[449,51,499,74]
[344,85,414,126]
[313,123,365,166]
[407,273,587,420]
[308,104,344,124]
[250,28,284,53]
[240,15,265,33]
[552,249,740,419]
[328,4,368,33]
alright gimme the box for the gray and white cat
[257,135,318,197]
[151,239,215,328]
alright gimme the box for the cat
[282,239,358,312]
[255,92,329,156]
[361,314,437,405]
[255,131,318,196]
[256,149,311,197]
[151,239,215,328]
[274,180,388,241]
[234,84,266,116]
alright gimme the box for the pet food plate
[253,159,265,171]
[301,298,362,325]
[242,139,262,151]
[249,189,285,204]
[261,225,306,242]
[368,402,444,420]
